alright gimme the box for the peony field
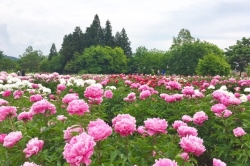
[1,71,250,166]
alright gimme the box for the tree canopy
[225,37,250,76]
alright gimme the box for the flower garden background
[1,71,250,166]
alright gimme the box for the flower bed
[0,71,250,166]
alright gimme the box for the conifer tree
[104,20,115,47]
[85,14,104,47]
[115,28,132,57]
[48,43,57,61]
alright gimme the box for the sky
[1,0,250,58]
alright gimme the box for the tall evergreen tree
[85,14,104,47]
[60,26,85,71]
[48,43,57,61]
[115,28,132,57]
[104,20,115,47]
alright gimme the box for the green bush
[196,54,231,76]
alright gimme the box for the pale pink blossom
[172,120,188,130]
[84,85,103,99]
[57,115,67,122]
[57,84,66,91]
[153,158,178,166]
[167,81,182,90]
[112,114,136,137]
[193,111,208,125]
[3,131,23,148]
[22,162,41,166]
[23,138,44,158]
[213,158,226,166]
[179,135,206,156]
[104,90,113,99]
[124,92,136,102]
[144,118,168,136]
[66,99,89,116]
[215,109,232,118]
[87,119,112,141]
[180,152,189,161]
[17,112,33,122]
[233,127,246,137]
[140,90,151,100]
[137,126,147,136]
[30,94,43,102]
[0,106,17,121]
[29,100,56,116]
[182,86,195,96]
[62,93,79,104]
[211,104,226,114]
[182,115,193,123]
[177,126,198,137]
[31,84,40,89]
[0,98,8,106]
[13,90,24,99]
[63,132,96,166]
[63,125,84,142]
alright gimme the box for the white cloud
[0,0,250,57]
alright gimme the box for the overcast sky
[1,0,250,58]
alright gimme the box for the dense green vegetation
[1,15,249,76]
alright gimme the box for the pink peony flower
[211,104,226,114]
[182,86,195,96]
[167,81,182,90]
[0,106,17,121]
[30,94,43,102]
[3,131,23,148]
[182,115,193,123]
[193,111,208,125]
[233,127,246,137]
[57,84,66,91]
[63,132,96,166]
[84,84,103,99]
[23,138,44,158]
[2,90,11,97]
[88,97,103,105]
[104,90,113,99]
[124,92,136,102]
[140,90,151,100]
[144,118,168,136]
[0,98,8,106]
[62,93,79,104]
[17,112,33,122]
[22,162,41,166]
[214,109,232,118]
[112,114,136,137]
[137,126,147,136]
[13,90,24,99]
[177,126,198,137]
[87,118,112,141]
[31,83,40,89]
[179,135,206,156]
[57,115,67,122]
[49,94,55,100]
[0,133,7,144]
[63,125,84,142]
[180,152,189,161]
[213,158,226,166]
[172,120,188,130]
[66,99,89,116]
[164,95,176,103]
[153,158,178,166]
[29,100,56,116]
